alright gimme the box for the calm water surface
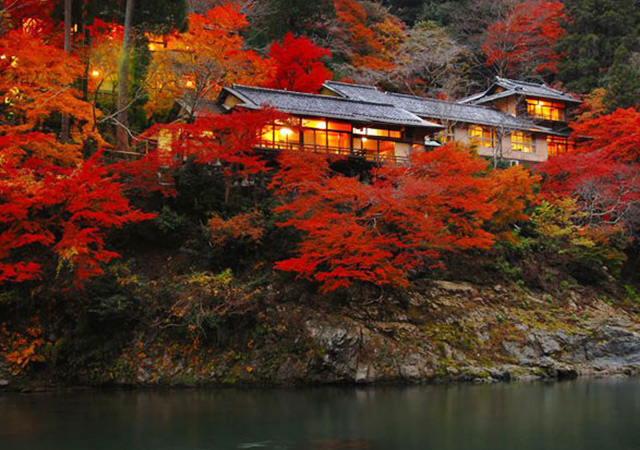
[1,379,639,450]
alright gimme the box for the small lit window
[526,99,566,121]
[547,136,575,157]
[511,131,535,153]
[469,125,496,148]
[302,119,327,130]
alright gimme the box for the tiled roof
[460,77,582,104]
[323,81,549,132]
[221,85,442,129]
[322,80,390,103]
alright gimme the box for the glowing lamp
[90,69,100,78]
[280,128,293,137]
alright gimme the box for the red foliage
[121,108,291,195]
[2,0,56,35]
[272,144,532,292]
[539,109,640,228]
[266,33,333,93]
[482,1,567,77]
[0,144,154,285]
[571,108,640,163]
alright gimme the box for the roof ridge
[496,76,569,95]
[323,80,381,90]
[385,91,508,112]
[231,84,397,107]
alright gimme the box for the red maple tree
[0,27,152,286]
[266,33,333,93]
[272,144,536,292]
[482,1,567,78]
[539,108,640,228]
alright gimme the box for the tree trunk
[60,0,72,143]
[116,0,135,152]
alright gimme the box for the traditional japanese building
[215,77,581,166]
[218,85,443,164]
[459,77,582,158]
[322,77,581,164]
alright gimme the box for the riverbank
[2,277,640,392]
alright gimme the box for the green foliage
[247,0,335,45]
[624,284,640,305]
[530,199,628,279]
[604,45,640,110]
[559,0,640,94]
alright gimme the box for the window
[468,125,497,148]
[511,131,535,153]
[547,136,575,157]
[354,127,402,138]
[436,126,454,144]
[353,137,397,162]
[302,119,327,130]
[526,99,566,121]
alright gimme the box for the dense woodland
[2,0,640,381]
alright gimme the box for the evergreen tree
[559,0,640,94]
[248,0,334,46]
[603,44,640,110]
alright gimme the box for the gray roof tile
[222,85,442,129]
[460,77,582,104]
[323,81,549,132]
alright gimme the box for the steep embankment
[4,279,638,390]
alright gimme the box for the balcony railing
[254,141,409,165]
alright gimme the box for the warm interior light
[185,80,195,88]
[280,128,293,137]
[148,43,156,51]
[90,69,100,78]
[362,137,368,142]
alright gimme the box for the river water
[1,379,639,450]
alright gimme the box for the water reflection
[1,379,639,450]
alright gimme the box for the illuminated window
[526,99,566,121]
[436,126,454,144]
[353,137,397,162]
[328,121,351,132]
[468,125,497,148]
[547,136,575,157]
[511,131,535,153]
[302,119,327,129]
[353,127,402,138]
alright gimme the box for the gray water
[1,379,639,450]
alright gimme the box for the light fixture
[91,69,100,78]
[280,128,293,137]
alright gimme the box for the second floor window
[511,131,535,153]
[547,136,575,157]
[526,99,566,121]
[468,125,497,148]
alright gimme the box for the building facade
[215,77,582,166]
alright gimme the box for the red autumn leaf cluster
[272,144,538,292]
[539,108,640,227]
[483,1,567,77]
[0,142,154,284]
[0,24,153,286]
[267,33,333,93]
